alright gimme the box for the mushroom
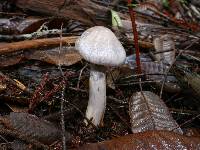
[75,26,126,126]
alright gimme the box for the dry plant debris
[0,0,199,149]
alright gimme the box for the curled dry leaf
[125,54,180,93]
[129,91,182,134]
[141,62,181,93]
[0,112,71,144]
[77,130,200,150]
[153,34,175,65]
[125,53,167,81]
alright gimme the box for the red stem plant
[127,0,142,74]
[28,73,49,113]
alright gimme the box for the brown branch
[0,36,78,55]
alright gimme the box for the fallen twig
[0,36,78,54]
[0,29,67,41]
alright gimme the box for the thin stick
[58,24,66,150]
[0,29,67,41]
[0,135,8,143]
[116,80,158,86]
[60,85,66,150]
[77,64,88,89]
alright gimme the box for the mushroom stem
[85,65,106,126]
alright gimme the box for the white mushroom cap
[75,26,126,66]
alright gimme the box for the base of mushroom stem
[84,114,105,127]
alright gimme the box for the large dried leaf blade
[129,91,182,134]
[77,131,200,150]
[25,47,82,66]
[2,112,68,144]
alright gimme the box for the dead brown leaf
[76,130,200,150]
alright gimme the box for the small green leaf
[162,0,169,8]
[127,3,138,7]
[111,10,122,27]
